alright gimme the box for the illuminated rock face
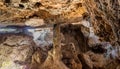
[0,35,34,69]
[0,26,53,48]
[0,27,53,69]
[0,0,119,69]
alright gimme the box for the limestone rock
[0,35,34,69]
[0,0,119,69]
[25,18,45,27]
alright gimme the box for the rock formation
[0,0,119,69]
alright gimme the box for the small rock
[25,18,45,27]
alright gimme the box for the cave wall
[0,0,120,69]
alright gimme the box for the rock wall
[0,0,119,69]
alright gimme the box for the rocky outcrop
[0,34,34,69]
[0,0,119,69]
[60,24,120,69]
[0,27,53,69]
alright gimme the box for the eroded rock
[0,35,34,69]
[0,0,119,69]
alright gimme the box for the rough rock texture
[0,27,53,69]
[0,35,34,69]
[0,0,120,69]
[60,24,120,69]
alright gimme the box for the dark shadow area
[4,0,10,3]
[21,0,29,3]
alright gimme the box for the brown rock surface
[0,34,34,69]
[0,0,119,69]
